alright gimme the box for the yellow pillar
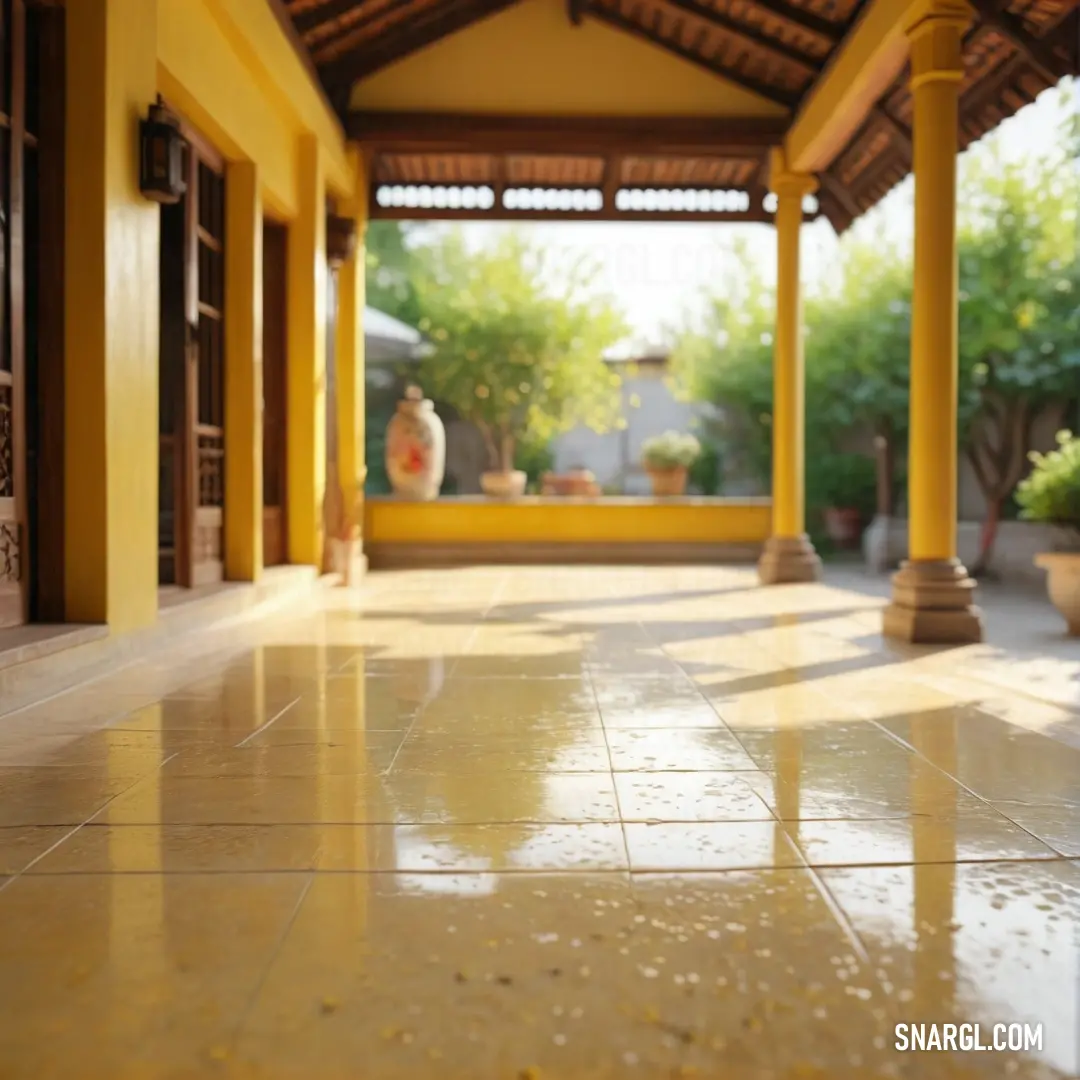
[64,0,159,631]
[883,0,983,643]
[286,134,328,568]
[224,160,263,581]
[758,149,821,585]
[335,147,369,577]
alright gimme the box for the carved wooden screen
[193,157,226,585]
[0,0,30,627]
[262,221,287,567]
[157,123,225,589]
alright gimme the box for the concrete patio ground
[0,565,1077,1079]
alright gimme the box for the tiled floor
[1,565,1079,1078]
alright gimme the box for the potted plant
[642,432,701,496]
[1016,429,1080,635]
[811,453,878,548]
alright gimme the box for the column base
[757,534,822,585]
[882,559,984,644]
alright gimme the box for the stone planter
[646,465,687,497]
[480,470,527,499]
[824,507,863,548]
[1034,552,1080,635]
[385,388,446,500]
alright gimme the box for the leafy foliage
[1016,430,1080,530]
[365,221,423,328]
[411,230,626,470]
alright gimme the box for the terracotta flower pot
[541,469,599,497]
[385,389,446,500]
[646,465,687,497]
[480,470,527,499]
[1035,552,1080,635]
[824,507,863,547]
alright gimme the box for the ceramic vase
[385,388,446,500]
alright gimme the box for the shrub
[1015,430,1080,531]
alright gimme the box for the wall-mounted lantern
[140,97,188,204]
[326,215,358,268]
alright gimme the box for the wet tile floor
[1,566,1079,1079]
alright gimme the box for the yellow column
[883,0,983,643]
[224,160,263,581]
[758,149,821,586]
[335,147,369,577]
[64,0,159,631]
[286,134,328,569]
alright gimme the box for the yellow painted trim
[784,0,915,174]
[286,134,328,569]
[224,160,264,582]
[350,0,787,118]
[64,0,159,631]
[366,498,773,546]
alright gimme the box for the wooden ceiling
[279,0,1080,229]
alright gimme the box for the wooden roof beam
[744,0,844,44]
[568,0,590,26]
[294,0,375,37]
[594,8,799,109]
[347,112,789,154]
[663,0,823,73]
[971,0,1074,83]
[305,0,420,60]
[818,168,862,220]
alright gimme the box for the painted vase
[385,386,446,500]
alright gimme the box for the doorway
[1,0,65,629]
[157,121,227,589]
[262,221,288,566]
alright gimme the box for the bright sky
[428,79,1076,341]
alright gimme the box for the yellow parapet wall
[365,496,772,565]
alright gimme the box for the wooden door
[262,222,287,566]
[157,122,226,589]
[1,0,32,628]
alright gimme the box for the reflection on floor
[0,566,1078,1079]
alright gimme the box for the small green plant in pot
[1015,430,1080,635]
[642,432,701,496]
[809,453,878,549]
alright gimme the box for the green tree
[412,229,626,472]
[365,220,423,328]
[956,131,1080,574]
[671,238,776,487]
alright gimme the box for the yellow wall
[366,498,773,546]
[157,0,350,217]
[350,0,787,118]
[63,0,356,632]
[65,0,160,632]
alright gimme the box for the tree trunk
[500,430,515,473]
[874,425,894,517]
[967,391,1032,579]
[971,494,1003,577]
[477,420,499,472]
